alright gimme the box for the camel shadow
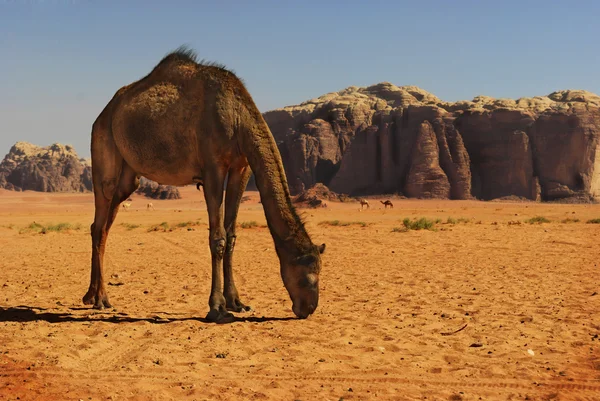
[0,306,296,325]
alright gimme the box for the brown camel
[359,199,370,209]
[380,200,393,209]
[85,47,325,322]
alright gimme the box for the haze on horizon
[1,0,599,158]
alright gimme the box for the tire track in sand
[3,366,600,393]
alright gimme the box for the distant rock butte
[264,83,600,201]
[0,142,181,199]
[0,142,92,193]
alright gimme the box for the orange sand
[0,187,599,400]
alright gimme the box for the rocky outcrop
[136,177,181,200]
[264,84,600,201]
[0,142,93,192]
[0,142,181,199]
[405,121,450,198]
[454,108,537,200]
[528,104,600,201]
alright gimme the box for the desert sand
[1,187,599,400]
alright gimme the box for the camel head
[280,242,326,319]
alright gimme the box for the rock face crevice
[264,84,600,201]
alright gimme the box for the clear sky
[1,0,599,158]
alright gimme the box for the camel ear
[318,243,326,254]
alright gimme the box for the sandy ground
[0,187,599,401]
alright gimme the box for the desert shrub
[446,217,470,225]
[20,222,81,234]
[587,218,600,224]
[175,221,198,228]
[318,220,368,227]
[524,216,551,224]
[44,223,81,232]
[560,218,580,223]
[20,222,44,234]
[240,221,259,229]
[148,222,170,232]
[402,217,437,231]
[121,223,141,230]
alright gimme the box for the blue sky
[1,0,599,157]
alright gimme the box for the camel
[85,47,325,322]
[359,199,370,210]
[146,202,155,211]
[121,202,131,211]
[381,200,393,209]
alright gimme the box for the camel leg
[84,121,121,308]
[106,165,139,233]
[84,131,138,309]
[202,166,231,322]
[223,165,252,312]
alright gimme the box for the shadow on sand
[0,306,295,325]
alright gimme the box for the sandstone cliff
[264,84,600,201]
[0,142,181,199]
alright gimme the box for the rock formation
[264,84,600,202]
[136,176,181,200]
[0,142,93,192]
[0,142,181,199]
[404,121,451,198]
[293,183,351,208]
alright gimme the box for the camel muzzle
[292,301,317,319]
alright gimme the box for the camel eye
[296,254,317,266]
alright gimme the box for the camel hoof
[226,300,252,313]
[82,294,95,305]
[83,291,112,309]
[206,308,234,323]
[93,299,113,309]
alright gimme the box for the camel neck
[239,114,313,255]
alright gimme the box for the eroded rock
[264,84,600,202]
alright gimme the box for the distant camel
[121,202,131,211]
[84,46,324,322]
[359,199,370,209]
[381,200,393,209]
[146,202,155,211]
